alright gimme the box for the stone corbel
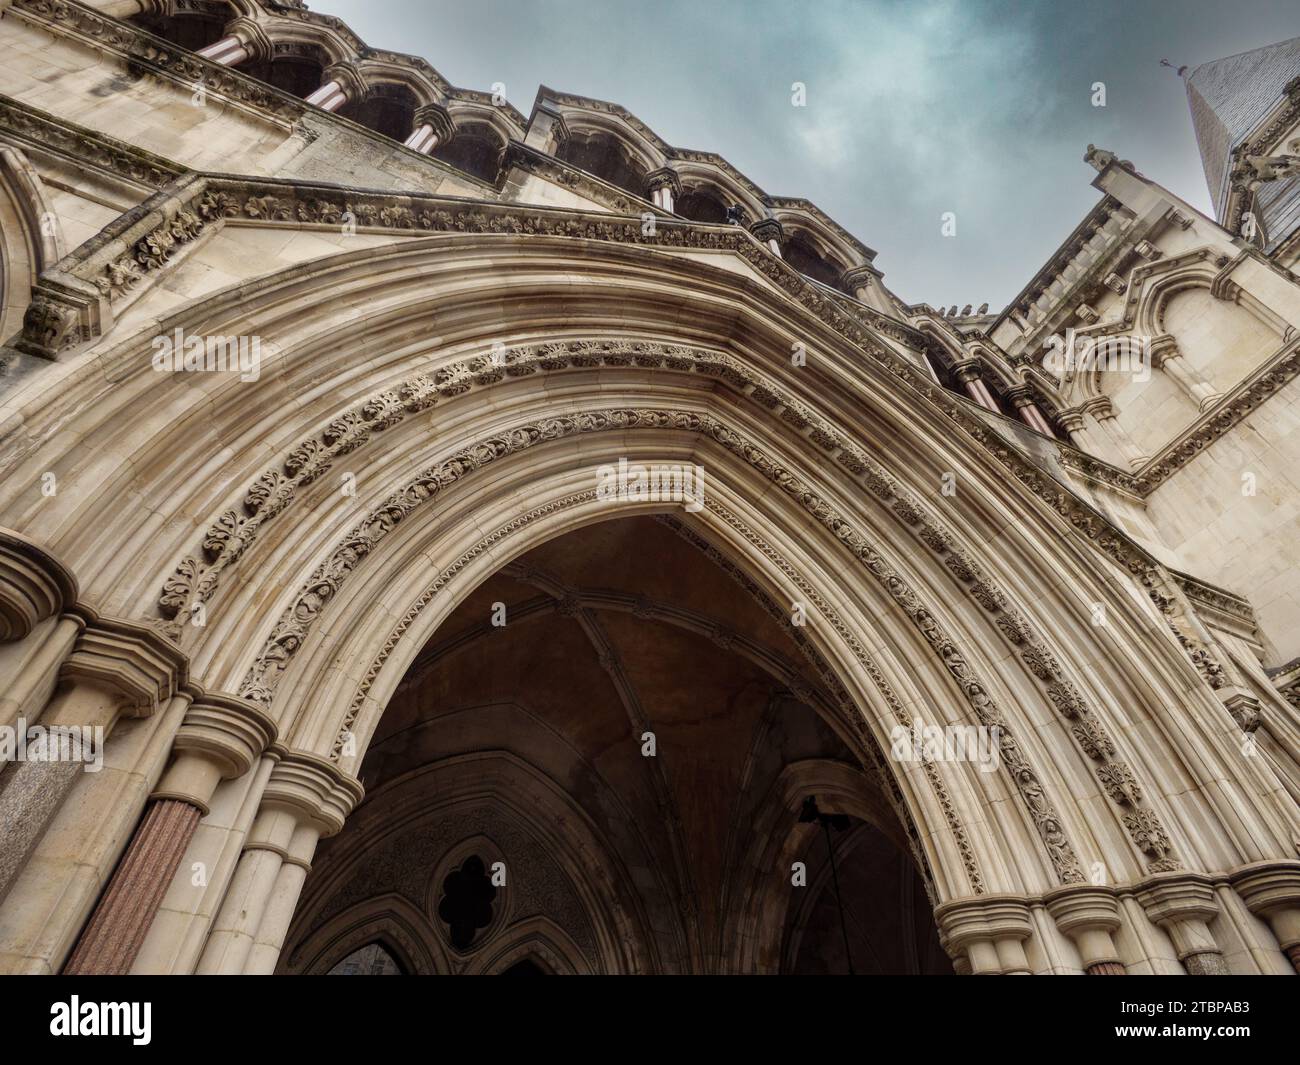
[1135,872,1227,975]
[1229,861,1300,973]
[935,895,1035,974]
[1044,885,1125,973]
[0,527,78,642]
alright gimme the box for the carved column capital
[935,895,1034,974]
[1229,860,1300,971]
[950,357,984,385]
[840,264,880,292]
[1079,394,1115,420]
[151,691,278,811]
[59,617,188,717]
[1057,407,1088,433]
[750,217,784,245]
[644,166,681,197]
[0,527,78,641]
[262,748,365,837]
[412,102,456,143]
[1044,885,1125,972]
[1135,871,1227,974]
[320,61,368,104]
[225,17,274,65]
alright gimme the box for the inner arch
[278,516,950,974]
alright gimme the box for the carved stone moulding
[0,527,78,642]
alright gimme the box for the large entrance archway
[2,215,1294,978]
[274,516,951,974]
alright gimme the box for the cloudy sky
[325,0,1300,309]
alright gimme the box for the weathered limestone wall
[1146,376,1300,662]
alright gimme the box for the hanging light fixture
[799,796,855,975]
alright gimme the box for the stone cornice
[14,171,920,361]
[11,0,305,127]
[0,93,182,189]
[994,195,1125,331]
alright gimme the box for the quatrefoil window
[437,854,497,950]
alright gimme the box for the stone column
[305,62,367,114]
[403,102,455,155]
[645,168,681,213]
[1230,861,1300,973]
[195,19,270,69]
[1082,396,1149,468]
[0,621,184,907]
[952,359,1001,415]
[1137,872,1228,975]
[936,895,1035,974]
[1044,885,1126,973]
[62,693,275,974]
[1150,335,1223,411]
[1004,384,1056,437]
[750,218,784,258]
[197,751,361,974]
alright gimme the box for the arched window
[782,231,845,290]
[675,186,730,224]
[326,942,405,975]
[554,131,648,198]
[339,83,418,143]
[133,6,229,53]
[432,124,507,184]
[241,51,328,100]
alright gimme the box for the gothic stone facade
[0,0,1298,975]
